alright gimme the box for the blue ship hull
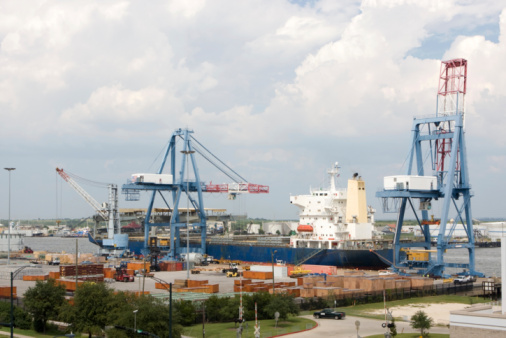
[206,244,392,270]
[91,235,393,269]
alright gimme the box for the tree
[388,317,397,336]
[264,294,299,320]
[60,282,114,338]
[24,279,66,332]
[205,295,233,322]
[173,300,196,326]
[410,310,433,337]
[108,292,183,338]
[0,302,32,330]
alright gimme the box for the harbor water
[443,247,501,277]
[22,237,502,277]
[24,237,98,255]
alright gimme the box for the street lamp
[271,250,277,294]
[181,149,195,280]
[4,168,15,265]
[11,265,30,338]
[133,310,138,331]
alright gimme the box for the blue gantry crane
[121,128,269,259]
[376,59,483,278]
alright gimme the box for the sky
[1,0,506,223]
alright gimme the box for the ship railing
[295,248,326,266]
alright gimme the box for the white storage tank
[384,175,437,191]
[131,173,173,184]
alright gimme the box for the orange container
[202,284,219,293]
[243,271,273,280]
[187,279,208,287]
[49,271,60,279]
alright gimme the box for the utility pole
[271,250,277,294]
[4,168,15,265]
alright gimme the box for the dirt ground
[367,302,474,325]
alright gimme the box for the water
[22,237,504,277]
[443,247,501,277]
[23,237,98,255]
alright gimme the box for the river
[24,236,98,255]
[23,237,502,277]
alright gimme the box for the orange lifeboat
[297,225,314,232]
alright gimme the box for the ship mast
[328,162,340,193]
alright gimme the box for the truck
[114,266,135,282]
[48,257,60,266]
[453,275,476,285]
[204,255,219,264]
[222,263,241,277]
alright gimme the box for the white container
[250,265,287,278]
[180,253,203,263]
[384,175,436,191]
[131,173,173,184]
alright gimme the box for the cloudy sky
[1,0,506,223]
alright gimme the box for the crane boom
[56,168,108,220]
[56,168,120,239]
[205,182,269,193]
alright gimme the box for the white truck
[48,256,60,265]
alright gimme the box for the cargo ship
[205,162,394,269]
[89,163,394,269]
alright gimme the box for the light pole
[11,265,29,338]
[271,250,277,294]
[133,310,138,332]
[181,149,195,280]
[4,168,15,265]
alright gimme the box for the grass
[183,316,316,338]
[0,326,66,338]
[302,295,488,321]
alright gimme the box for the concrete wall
[450,305,506,337]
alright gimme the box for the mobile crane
[56,168,129,256]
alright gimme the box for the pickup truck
[453,275,476,284]
[48,257,60,266]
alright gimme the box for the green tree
[244,292,272,320]
[173,300,196,326]
[0,302,32,330]
[205,295,234,322]
[60,282,114,338]
[389,317,397,336]
[108,292,183,338]
[24,279,66,332]
[410,310,433,337]
[264,294,299,320]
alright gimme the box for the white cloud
[61,85,169,124]
[1,0,506,220]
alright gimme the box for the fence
[298,282,477,310]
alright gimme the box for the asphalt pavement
[283,315,449,338]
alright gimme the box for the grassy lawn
[183,317,316,338]
[0,326,66,338]
[302,295,488,321]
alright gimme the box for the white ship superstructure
[290,163,374,250]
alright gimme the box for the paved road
[284,315,449,337]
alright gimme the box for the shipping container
[384,175,437,191]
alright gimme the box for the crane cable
[190,135,248,183]
[63,169,111,188]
